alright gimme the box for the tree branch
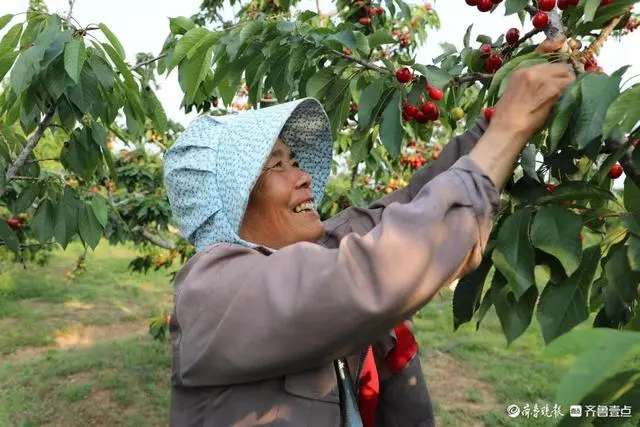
[67,0,76,22]
[132,226,176,250]
[524,5,537,16]
[129,54,167,71]
[503,28,542,60]
[332,48,389,74]
[25,157,60,164]
[5,104,57,182]
[583,16,624,61]
[452,72,493,86]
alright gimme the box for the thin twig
[129,54,167,71]
[452,72,493,86]
[5,104,57,182]
[25,157,60,164]
[132,226,176,250]
[11,176,41,181]
[583,16,624,60]
[524,5,537,16]
[503,28,542,60]
[67,0,76,22]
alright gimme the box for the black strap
[333,358,364,427]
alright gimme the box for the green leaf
[603,84,640,138]
[14,183,41,213]
[367,30,395,49]
[573,71,622,149]
[491,209,536,299]
[10,43,46,96]
[89,54,115,90]
[98,23,125,59]
[492,270,538,345]
[90,197,109,228]
[63,39,86,83]
[604,244,640,304]
[0,219,19,253]
[505,0,529,14]
[520,144,540,183]
[327,90,351,141]
[78,201,103,249]
[535,181,616,204]
[143,90,168,133]
[306,68,334,99]
[624,178,640,212]
[463,24,472,48]
[169,27,211,70]
[0,50,18,82]
[380,90,404,158]
[328,30,357,51]
[0,14,13,32]
[101,43,137,91]
[53,195,70,249]
[0,23,22,57]
[453,256,492,330]
[353,32,370,56]
[412,64,452,89]
[183,46,212,104]
[629,235,640,271]
[169,16,195,35]
[549,79,581,151]
[31,198,55,245]
[536,246,601,344]
[358,79,385,130]
[542,329,640,408]
[530,205,583,276]
[583,0,600,22]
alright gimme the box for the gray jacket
[168,117,499,426]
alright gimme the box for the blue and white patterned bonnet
[163,97,333,252]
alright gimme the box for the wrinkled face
[239,139,325,249]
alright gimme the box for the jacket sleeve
[172,156,499,387]
[320,115,489,248]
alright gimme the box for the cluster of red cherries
[395,68,444,123]
[463,0,584,30]
[354,0,384,25]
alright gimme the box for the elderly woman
[163,62,574,427]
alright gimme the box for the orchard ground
[0,242,638,427]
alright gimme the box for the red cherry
[506,28,520,45]
[600,0,612,5]
[608,163,623,179]
[568,0,578,4]
[404,104,419,118]
[415,111,429,124]
[359,17,371,25]
[5,218,23,231]
[579,232,584,241]
[477,0,493,12]
[484,107,495,121]
[465,0,478,5]
[557,0,568,9]
[546,183,556,191]
[427,86,444,101]
[399,38,409,48]
[485,54,503,73]
[633,140,639,147]
[395,67,412,83]
[343,48,352,55]
[421,101,438,119]
[376,7,384,15]
[533,11,549,29]
[538,0,556,11]
[492,0,503,3]
[479,44,492,57]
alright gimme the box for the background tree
[0,0,639,422]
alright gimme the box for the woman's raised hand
[469,63,576,189]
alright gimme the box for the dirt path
[423,350,502,426]
[0,320,149,364]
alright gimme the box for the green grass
[0,241,637,426]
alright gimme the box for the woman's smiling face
[238,139,325,249]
